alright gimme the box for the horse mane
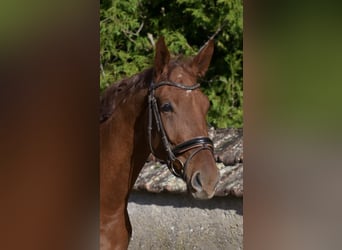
[100,68,153,123]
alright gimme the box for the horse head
[149,37,219,199]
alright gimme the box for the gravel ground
[127,191,243,250]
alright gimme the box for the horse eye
[160,102,173,112]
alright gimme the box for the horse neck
[100,73,152,191]
[126,86,151,187]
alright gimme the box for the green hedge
[100,0,243,128]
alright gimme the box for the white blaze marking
[186,90,192,96]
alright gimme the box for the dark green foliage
[100,0,243,128]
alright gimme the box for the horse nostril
[191,172,202,192]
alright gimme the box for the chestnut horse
[100,37,219,250]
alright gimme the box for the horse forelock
[166,56,196,85]
[168,55,193,69]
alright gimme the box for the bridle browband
[147,81,214,180]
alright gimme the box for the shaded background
[1,0,342,249]
[0,1,99,250]
[244,0,342,249]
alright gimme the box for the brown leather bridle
[147,81,214,180]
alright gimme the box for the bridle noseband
[147,81,214,180]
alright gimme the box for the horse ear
[192,39,214,77]
[154,36,170,78]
